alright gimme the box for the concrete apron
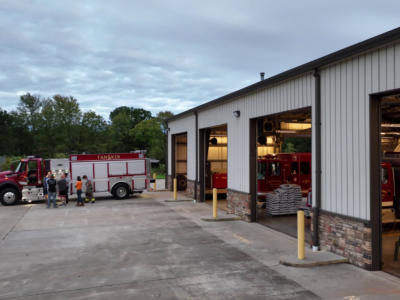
[152,191,400,300]
[0,193,318,299]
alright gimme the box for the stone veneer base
[318,211,372,269]
[167,175,172,191]
[186,179,196,199]
[226,189,251,222]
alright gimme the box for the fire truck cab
[0,156,47,205]
[257,153,311,196]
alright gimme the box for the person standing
[83,175,95,203]
[75,176,84,206]
[43,171,51,202]
[64,173,70,205]
[47,174,57,208]
[57,174,68,206]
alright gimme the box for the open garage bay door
[253,108,312,244]
[371,92,400,276]
[173,134,187,191]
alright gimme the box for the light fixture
[382,124,400,128]
[233,110,240,118]
[275,130,297,134]
[257,136,267,145]
[210,137,218,145]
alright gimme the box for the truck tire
[113,183,129,199]
[0,188,19,206]
[177,174,187,191]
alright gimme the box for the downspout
[165,121,169,190]
[313,68,322,251]
[195,111,198,201]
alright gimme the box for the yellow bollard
[213,188,218,219]
[173,178,177,201]
[297,210,305,260]
[153,173,157,191]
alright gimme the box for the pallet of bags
[265,184,302,216]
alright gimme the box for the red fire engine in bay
[0,152,150,206]
[212,152,400,212]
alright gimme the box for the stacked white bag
[265,184,302,216]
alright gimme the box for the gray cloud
[0,0,399,119]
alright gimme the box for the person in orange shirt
[75,176,84,206]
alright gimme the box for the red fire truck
[211,153,311,195]
[257,153,311,196]
[0,152,150,205]
[212,152,399,212]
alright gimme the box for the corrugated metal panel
[320,42,400,220]
[198,73,314,193]
[168,115,196,180]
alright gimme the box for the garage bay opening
[376,93,400,276]
[203,124,228,210]
[173,133,187,192]
[253,108,312,243]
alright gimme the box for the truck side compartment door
[94,163,108,192]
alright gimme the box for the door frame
[370,88,400,271]
[171,132,187,191]
[198,124,228,203]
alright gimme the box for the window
[291,162,298,175]
[300,162,310,175]
[28,160,37,171]
[27,160,38,184]
[381,167,389,185]
[15,162,26,173]
[257,162,266,180]
[268,162,281,177]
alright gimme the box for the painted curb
[164,199,194,202]
[201,217,242,222]
[279,256,349,268]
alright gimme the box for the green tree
[79,111,108,153]
[156,111,174,133]
[282,137,311,153]
[34,99,57,156]
[109,106,152,127]
[0,109,17,155]
[109,107,152,152]
[51,95,82,153]
[130,118,165,162]
[17,93,42,131]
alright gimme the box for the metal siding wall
[198,73,314,193]
[168,115,196,180]
[321,42,400,220]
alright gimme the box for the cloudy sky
[1,0,399,120]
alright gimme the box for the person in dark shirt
[64,173,70,204]
[58,174,67,206]
[43,171,51,201]
[47,174,57,208]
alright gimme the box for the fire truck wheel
[0,188,19,206]
[176,175,187,191]
[113,183,129,199]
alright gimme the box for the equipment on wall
[210,137,218,145]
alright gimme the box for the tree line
[0,93,173,170]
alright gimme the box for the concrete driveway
[0,193,399,299]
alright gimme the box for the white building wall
[168,41,400,220]
[198,73,314,193]
[168,114,196,180]
[320,42,400,220]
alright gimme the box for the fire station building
[166,27,400,275]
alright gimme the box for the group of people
[75,175,95,206]
[43,172,95,208]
